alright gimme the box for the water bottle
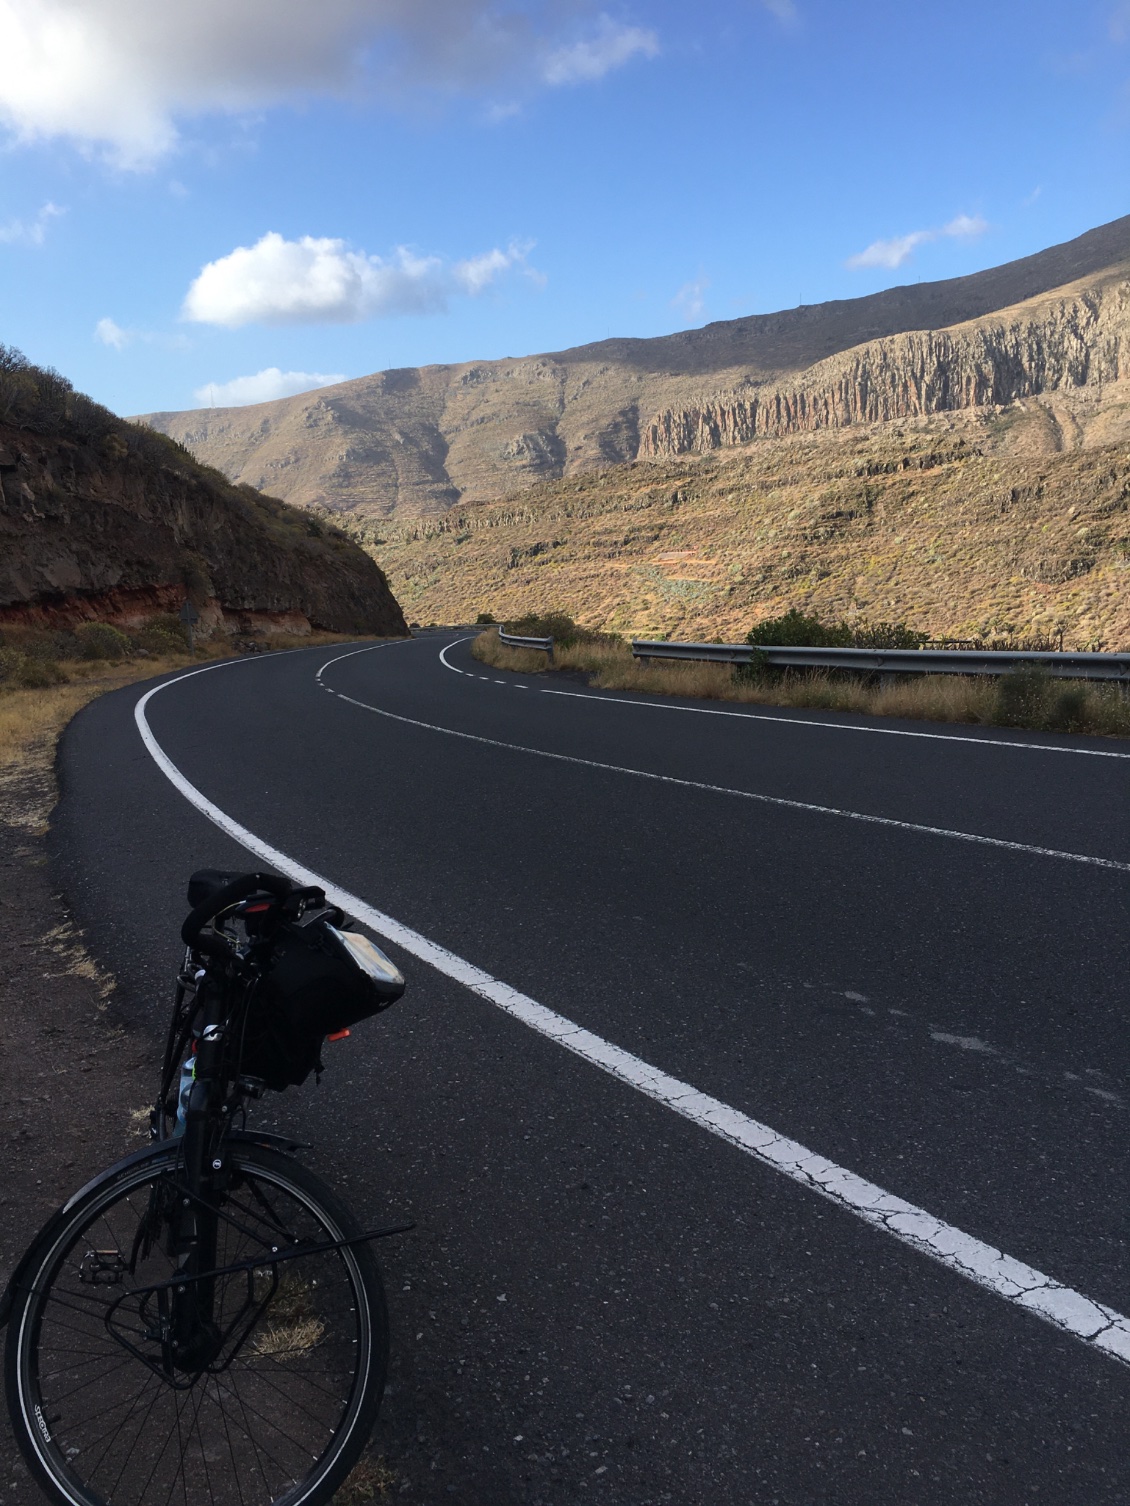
[173,1052,195,1137]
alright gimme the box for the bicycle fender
[226,1128,311,1155]
[0,1240,41,1328]
[48,1131,302,1216]
[62,1141,179,1213]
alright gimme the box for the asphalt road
[50,633,1130,1505]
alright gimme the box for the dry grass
[248,1272,327,1359]
[251,1314,326,1358]
[470,628,550,674]
[334,1454,397,1502]
[0,654,214,774]
[471,630,1130,737]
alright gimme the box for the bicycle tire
[5,1141,388,1506]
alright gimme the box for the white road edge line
[323,647,1130,874]
[436,637,1130,760]
[133,648,1130,1369]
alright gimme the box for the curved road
[51,632,1130,1504]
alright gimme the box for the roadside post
[179,599,200,655]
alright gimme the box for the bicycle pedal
[78,1249,128,1285]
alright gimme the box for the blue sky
[0,0,1127,417]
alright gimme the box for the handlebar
[181,872,297,960]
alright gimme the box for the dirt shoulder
[0,753,153,1504]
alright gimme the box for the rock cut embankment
[0,419,407,636]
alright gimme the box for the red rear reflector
[326,1029,351,1043]
[244,902,272,914]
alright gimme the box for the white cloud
[484,99,523,123]
[942,213,988,239]
[0,201,64,246]
[848,230,932,270]
[193,368,347,407]
[94,316,130,349]
[542,16,658,85]
[761,0,798,22]
[182,231,536,327]
[0,1,656,167]
[1111,2,1130,43]
[671,277,709,323]
[847,213,988,270]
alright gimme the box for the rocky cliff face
[641,275,1129,457]
[140,215,1130,521]
[0,421,407,636]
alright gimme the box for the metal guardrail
[499,628,554,662]
[630,640,1130,684]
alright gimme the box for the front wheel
[6,1141,388,1506]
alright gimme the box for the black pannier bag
[240,918,405,1090]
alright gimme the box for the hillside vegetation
[373,405,1130,646]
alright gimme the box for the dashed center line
[437,637,1130,760]
[323,646,1130,875]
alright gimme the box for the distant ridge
[139,214,1130,522]
[544,213,1130,376]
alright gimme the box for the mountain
[139,214,1130,525]
[0,350,406,637]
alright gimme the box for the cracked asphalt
[46,631,1130,1504]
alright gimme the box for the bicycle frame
[145,875,406,1380]
[164,969,228,1373]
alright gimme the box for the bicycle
[3,869,408,1506]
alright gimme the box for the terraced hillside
[372,403,1130,646]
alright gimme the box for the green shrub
[733,647,772,683]
[138,613,190,649]
[851,619,928,650]
[475,611,496,625]
[993,667,1052,728]
[507,612,583,645]
[1046,685,1089,733]
[20,629,78,662]
[134,627,186,655]
[747,609,852,648]
[15,657,68,688]
[74,622,132,660]
[0,646,23,684]
[746,610,928,651]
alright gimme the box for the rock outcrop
[641,276,1128,457]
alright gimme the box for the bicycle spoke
[208,1373,280,1500]
[38,1349,135,1385]
[213,1373,248,1506]
[187,1372,224,1506]
[41,1357,141,1409]
[232,1353,349,1412]
[86,1364,163,1486]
